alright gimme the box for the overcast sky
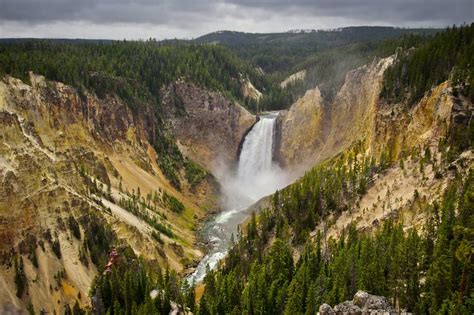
[0,0,472,39]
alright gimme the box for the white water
[188,112,290,283]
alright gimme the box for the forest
[0,40,255,187]
[197,26,439,109]
[196,142,473,314]
[2,25,473,314]
[381,24,474,104]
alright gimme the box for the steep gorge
[0,30,472,313]
[0,72,254,312]
[275,54,472,238]
[276,56,394,171]
[197,42,473,313]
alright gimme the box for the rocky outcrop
[325,57,394,156]
[319,303,335,315]
[162,81,255,172]
[276,57,393,171]
[276,55,466,176]
[319,290,409,315]
[275,86,326,170]
[241,78,262,101]
[368,81,458,160]
[0,74,220,312]
[276,56,473,244]
[280,70,307,89]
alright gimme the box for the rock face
[275,86,326,170]
[319,303,336,315]
[276,57,393,171]
[162,81,255,172]
[0,74,223,313]
[241,78,263,101]
[276,55,466,179]
[326,57,394,155]
[369,81,457,160]
[319,290,408,315]
[280,70,307,89]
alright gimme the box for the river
[188,112,290,283]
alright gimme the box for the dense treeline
[90,247,195,314]
[0,40,260,186]
[0,40,260,107]
[196,27,438,75]
[381,23,474,104]
[197,169,474,314]
[198,27,439,110]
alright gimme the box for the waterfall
[237,117,276,182]
[188,112,289,283]
[232,115,283,202]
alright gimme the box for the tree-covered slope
[195,25,474,315]
[0,40,263,186]
[197,138,473,314]
[196,27,438,75]
[0,40,259,110]
[381,23,474,104]
[197,27,440,110]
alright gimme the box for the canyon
[0,28,472,313]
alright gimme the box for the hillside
[197,24,474,315]
[197,27,441,111]
[196,27,439,75]
[0,41,258,313]
[0,24,472,314]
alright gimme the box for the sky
[0,0,472,39]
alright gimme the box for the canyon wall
[162,81,255,173]
[0,74,253,312]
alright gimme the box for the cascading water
[237,117,275,181]
[188,112,289,283]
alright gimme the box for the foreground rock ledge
[319,290,412,315]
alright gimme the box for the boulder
[453,112,467,124]
[353,290,369,308]
[319,303,335,315]
[334,300,362,314]
[319,291,399,315]
[365,294,391,311]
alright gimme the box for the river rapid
[188,112,290,283]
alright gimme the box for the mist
[188,113,293,283]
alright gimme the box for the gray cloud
[0,0,472,39]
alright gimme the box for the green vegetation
[198,27,439,109]
[118,194,175,239]
[52,239,62,259]
[197,168,474,314]
[68,215,81,240]
[90,247,195,314]
[381,23,474,104]
[163,191,186,214]
[0,40,257,107]
[80,213,115,267]
[184,159,209,189]
[197,27,437,75]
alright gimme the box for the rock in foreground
[319,290,413,315]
